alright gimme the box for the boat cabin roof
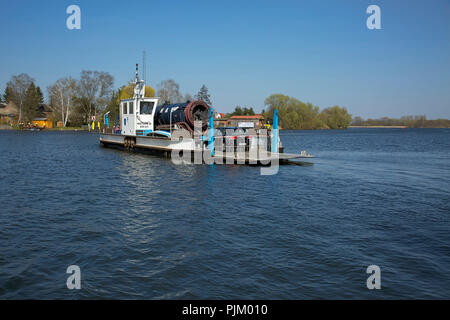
[120,97,160,103]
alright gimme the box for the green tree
[118,82,155,103]
[319,106,352,129]
[229,106,256,116]
[242,107,255,115]
[195,85,212,105]
[263,94,324,129]
[3,86,13,104]
[23,83,40,122]
[36,86,44,104]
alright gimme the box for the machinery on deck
[119,64,210,137]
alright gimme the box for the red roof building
[228,114,263,119]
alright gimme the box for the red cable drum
[155,100,210,131]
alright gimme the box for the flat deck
[99,133,314,164]
[212,151,313,163]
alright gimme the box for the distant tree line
[228,106,256,117]
[5,75,446,130]
[3,72,114,127]
[261,94,352,129]
[352,115,450,128]
[3,73,212,127]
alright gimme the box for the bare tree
[184,93,193,102]
[157,79,182,104]
[95,72,114,114]
[6,74,34,122]
[48,77,76,127]
[77,71,114,119]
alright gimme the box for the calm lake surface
[0,128,449,299]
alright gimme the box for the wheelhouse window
[122,102,127,114]
[140,101,155,115]
[129,102,134,114]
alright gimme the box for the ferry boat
[99,65,313,165]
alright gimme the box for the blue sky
[0,0,449,118]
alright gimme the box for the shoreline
[0,126,87,131]
[2,126,449,132]
[349,126,449,129]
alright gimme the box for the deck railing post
[208,109,214,157]
[271,109,279,153]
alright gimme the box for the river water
[0,128,449,299]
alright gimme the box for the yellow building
[32,117,53,129]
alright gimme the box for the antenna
[142,50,146,84]
[135,63,139,83]
[134,63,145,98]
